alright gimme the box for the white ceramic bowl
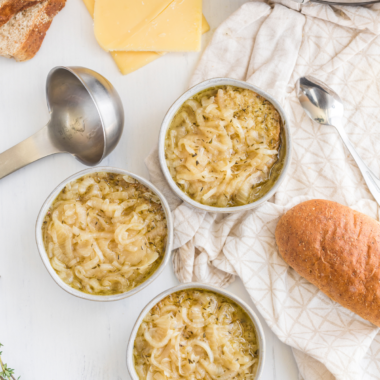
[126,282,266,380]
[35,167,174,302]
[158,78,292,213]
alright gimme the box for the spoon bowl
[296,75,380,205]
[0,66,124,179]
[296,76,344,127]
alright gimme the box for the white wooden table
[0,1,299,378]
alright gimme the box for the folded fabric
[146,1,380,379]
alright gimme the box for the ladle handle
[335,123,380,206]
[0,125,61,180]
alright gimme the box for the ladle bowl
[0,66,124,179]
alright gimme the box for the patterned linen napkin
[145,2,380,379]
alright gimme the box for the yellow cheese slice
[110,51,165,75]
[82,0,210,75]
[94,0,174,51]
[201,15,211,35]
[94,0,203,52]
[82,0,95,15]
[110,17,209,75]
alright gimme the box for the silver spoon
[0,66,124,179]
[296,76,380,205]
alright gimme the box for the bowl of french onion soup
[35,167,173,301]
[159,78,291,213]
[127,283,265,380]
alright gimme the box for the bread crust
[12,0,65,61]
[275,199,380,327]
[2,0,66,61]
[0,0,42,28]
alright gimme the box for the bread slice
[0,0,65,61]
[0,0,44,28]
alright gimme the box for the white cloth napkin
[145,2,380,379]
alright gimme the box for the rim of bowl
[35,166,174,302]
[126,282,266,380]
[158,77,292,214]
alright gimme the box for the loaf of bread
[0,0,43,27]
[0,0,65,61]
[275,199,380,327]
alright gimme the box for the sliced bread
[0,0,65,61]
[0,0,44,28]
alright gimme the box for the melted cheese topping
[165,86,282,207]
[42,172,167,296]
[134,289,259,380]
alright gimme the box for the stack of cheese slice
[82,0,209,76]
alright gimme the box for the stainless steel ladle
[296,76,380,206]
[0,66,124,179]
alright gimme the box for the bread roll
[275,199,380,327]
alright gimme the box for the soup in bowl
[159,78,291,213]
[35,167,173,302]
[127,283,266,380]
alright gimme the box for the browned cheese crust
[0,0,41,28]
[275,199,380,327]
[13,0,65,61]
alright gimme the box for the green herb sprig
[0,344,20,380]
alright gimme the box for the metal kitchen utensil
[292,0,379,5]
[0,66,124,180]
[296,75,380,206]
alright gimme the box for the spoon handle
[335,124,380,206]
[0,125,61,180]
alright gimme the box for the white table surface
[0,1,299,378]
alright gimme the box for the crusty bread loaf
[0,0,43,28]
[0,0,65,61]
[275,199,380,327]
